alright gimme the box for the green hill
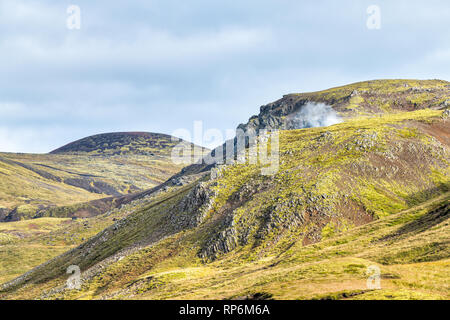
[0,132,206,221]
[50,132,179,156]
[1,80,449,300]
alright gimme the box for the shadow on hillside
[403,182,449,208]
[380,196,449,242]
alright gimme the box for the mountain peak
[238,79,450,133]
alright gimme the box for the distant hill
[0,132,207,221]
[50,132,181,156]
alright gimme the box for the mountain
[0,132,206,221]
[1,79,449,300]
[172,79,450,176]
[238,79,449,132]
[50,132,179,156]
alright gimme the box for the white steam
[288,102,342,129]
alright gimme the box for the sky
[0,0,449,152]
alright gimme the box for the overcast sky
[0,0,449,152]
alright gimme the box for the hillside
[50,132,179,156]
[0,132,206,221]
[0,179,202,284]
[1,80,449,300]
[238,79,449,132]
[3,190,447,300]
[176,79,450,176]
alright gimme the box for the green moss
[397,127,418,138]
[354,183,408,218]
[430,169,450,192]
[322,220,354,240]
[377,242,449,265]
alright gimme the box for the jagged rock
[346,132,378,152]
[200,226,238,260]
[238,98,309,134]
[0,207,9,221]
[169,183,217,230]
[170,177,188,186]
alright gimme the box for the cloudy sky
[1,0,449,152]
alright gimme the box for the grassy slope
[1,189,447,300]
[292,79,449,116]
[1,105,448,300]
[0,217,74,284]
[0,132,199,219]
[0,153,182,201]
[128,192,447,300]
[72,192,450,300]
[0,185,181,284]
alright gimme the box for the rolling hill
[0,79,449,300]
[50,132,180,156]
[0,132,206,221]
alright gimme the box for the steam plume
[287,102,342,129]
